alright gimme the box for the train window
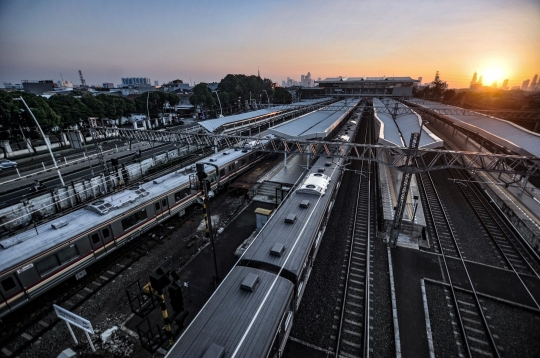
[102,228,110,239]
[91,233,101,244]
[1,277,16,292]
[161,199,167,207]
[219,169,225,176]
[121,216,136,231]
[175,190,187,202]
[133,209,147,222]
[241,159,246,166]
[249,154,253,160]
[57,245,79,264]
[155,202,161,211]
[36,255,60,276]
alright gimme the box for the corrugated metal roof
[267,98,360,140]
[167,266,293,358]
[373,98,443,149]
[198,98,333,133]
[199,109,277,132]
[409,99,540,157]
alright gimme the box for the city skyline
[1,0,539,89]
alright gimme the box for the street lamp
[14,97,65,186]
[213,90,224,118]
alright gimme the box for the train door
[160,198,170,219]
[89,230,106,258]
[100,226,115,252]
[154,198,170,221]
[0,274,26,315]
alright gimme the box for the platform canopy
[374,98,443,149]
[267,98,360,140]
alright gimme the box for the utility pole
[196,164,220,288]
[388,121,427,247]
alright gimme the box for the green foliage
[273,87,292,104]
[134,91,180,118]
[48,95,91,126]
[217,74,275,108]
[189,83,216,110]
[81,95,106,118]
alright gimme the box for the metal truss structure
[89,127,540,178]
[406,100,540,122]
[389,132,420,247]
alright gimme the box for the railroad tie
[343,329,362,337]
[1,347,12,356]
[21,332,33,341]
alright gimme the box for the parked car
[0,159,17,170]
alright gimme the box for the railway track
[331,112,375,358]
[417,169,460,258]
[0,215,189,358]
[417,170,503,357]
[450,169,540,281]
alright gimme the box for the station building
[315,76,418,98]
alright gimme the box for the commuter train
[0,138,275,319]
[167,115,361,357]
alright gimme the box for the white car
[0,159,17,170]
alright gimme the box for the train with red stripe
[0,140,272,320]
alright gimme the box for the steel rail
[418,168,501,357]
[334,109,373,358]
[450,168,540,309]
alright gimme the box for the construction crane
[79,70,86,87]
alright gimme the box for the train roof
[167,266,293,358]
[240,116,359,279]
[0,146,256,274]
[267,98,360,140]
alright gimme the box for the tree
[48,95,91,127]
[274,87,293,104]
[189,83,216,112]
[430,74,448,99]
[81,94,106,118]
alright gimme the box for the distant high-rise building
[300,72,314,87]
[121,77,151,86]
[522,79,530,91]
[154,80,159,86]
[491,81,497,89]
[530,74,538,91]
[501,79,509,90]
[282,80,286,87]
[102,82,114,89]
[470,71,478,88]
[477,75,483,86]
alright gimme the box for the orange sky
[1,0,539,89]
